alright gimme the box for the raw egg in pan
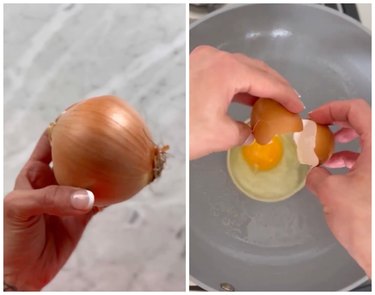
[227,98,334,202]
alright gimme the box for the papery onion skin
[49,95,165,207]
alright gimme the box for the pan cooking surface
[190,4,370,291]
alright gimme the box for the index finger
[15,129,53,190]
[28,129,52,164]
[308,99,371,139]
[309,99,371,171]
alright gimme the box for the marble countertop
[4,4,185,291]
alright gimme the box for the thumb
[5,185,95,219]
[306,166,331,197]
[223,118,253,149]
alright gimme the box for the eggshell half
[315,124,334,164]
[293,119,334,166]
[293,120,319,166]
[251,98,303,145]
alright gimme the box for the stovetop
[190,4,370,29]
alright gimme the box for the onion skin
[48,95,165,207]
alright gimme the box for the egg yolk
[241,135,283,171]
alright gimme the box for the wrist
[4,274,41,291]
[349,221,371,278]
[4,282,17,292]
[356,247,371,278]
[4,270,18,291]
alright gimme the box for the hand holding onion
[4,130,98,291]
[48,95,167,207]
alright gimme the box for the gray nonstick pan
[190,4,371,291]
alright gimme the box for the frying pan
[190,4,371,291]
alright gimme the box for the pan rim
[189,274,370,292]
[189,3,371,37]
[189,2,370,291]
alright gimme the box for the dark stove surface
[190,4,363,23]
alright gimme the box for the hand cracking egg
[227,98,334,202]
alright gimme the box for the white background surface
[4,4,185,291]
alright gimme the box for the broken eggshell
[293,120,334,167]
[250,98,334,167]
[250,98,303,145]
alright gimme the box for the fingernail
[71,190,94,210]
[293,89,306,110]
[294,88,302,99]
[243,133,255,145]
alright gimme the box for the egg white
[227,133,310,202]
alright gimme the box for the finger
[15,129,54,190]
[308,99,371,171]
[233,53,290,85]
[26,129,52,165]
[308,99,371,139]
[334,121,353,129]
[4,186,95,220]
[234,63,304,113]
[191,45,218,58]
[306,166,331,197]
[323,151,359,169]
[334,127,358,143]
[221,118,253,149]
[15,161,57,190]
[232,93,258,106]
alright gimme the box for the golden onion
[48,95,167,207]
